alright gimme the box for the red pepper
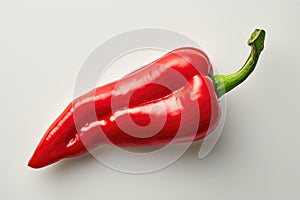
[28,29,265,169]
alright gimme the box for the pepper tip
[27,157,41,169]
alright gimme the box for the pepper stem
[211,29,266,98]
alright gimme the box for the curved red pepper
[28,29,265,169]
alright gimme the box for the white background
[1,0,299,200]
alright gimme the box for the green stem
[211,29,266,98]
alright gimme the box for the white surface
[1,1,299,199]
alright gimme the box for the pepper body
[28,29,266,169]
[28,48,215,168]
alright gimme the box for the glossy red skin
[28,47,219,168]
[79,75,219,147]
